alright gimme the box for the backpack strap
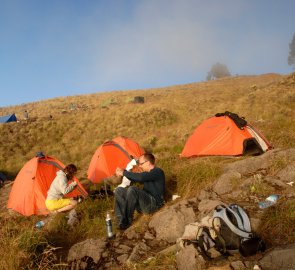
[213,205,252,239]
[229,204,251,233]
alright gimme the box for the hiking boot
[117,223,130,231]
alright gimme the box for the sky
[0,0,295,107]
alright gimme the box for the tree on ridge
[207,62,231,80]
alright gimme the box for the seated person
[114,153,166,230]
[45,164,78,213]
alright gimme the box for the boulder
[259,244,295,270]
[276,164,295,183]
[67,238,107,264]
[176,244,205,270]
[213,171,241,195]
[149,202,196,243]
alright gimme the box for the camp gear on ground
[258,194,279,209]
[212,204,265,256]
[178,204,265,259]
[105,212,113,238]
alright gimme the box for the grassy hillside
[1,73,294,180]
[0,72,295,269]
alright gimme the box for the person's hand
[115,168,124,177]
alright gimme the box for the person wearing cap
[115,153,166,230]
[45,164,78,213]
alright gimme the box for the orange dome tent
[7,153,88,216]
[181,112,271,157]
[87,136,145,184]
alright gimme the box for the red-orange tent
[181,113,271,157]
[7,153,88,216]
[87,136,145,183]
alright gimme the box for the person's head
[138,153,155,171]
[64,164,77,180]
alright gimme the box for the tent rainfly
[7,152,88,216]
[181,112,271,157]
[0,113,17,123]
[87,136,144,184]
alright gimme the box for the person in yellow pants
[45,164,78,213]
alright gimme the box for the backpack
[215,111,247,129]
[212,204,266,257]
[194,226,227,259]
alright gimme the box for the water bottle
[258,194,279,209]
[105,213,113,238]
[35,220,45,229]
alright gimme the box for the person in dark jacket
[115,153,166,230]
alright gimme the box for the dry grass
[1,72,295,268]
[258,199,295,246]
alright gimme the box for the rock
[276,164,295,183]
[198,199,223,214]
[144,231,154,240]
[176,244,200,270]
[67,208,79,227]
[149,203,196,243]
[157,244,177,255]
[117,254,129,264]
[127,241,151,263]
[230,260,246,270]
[208,265,231,270]
[117,244,132,253]
[198,189,212,200]
[259,244,295,270]
[224,150,275,175]
[276,148,295,161]
[124,226,140,240]
[67,238,107,264]
[213,171,241,195]
[263,176,289,189]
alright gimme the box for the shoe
[117,223,130,231]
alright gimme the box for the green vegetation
[0,73,295,268]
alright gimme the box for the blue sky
[1,0,294,107]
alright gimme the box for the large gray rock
[276,164,295,183]
[127,241,150,264]
[176,244,205,270]
[230,260,246,270]
[263,176,289,189]
[213,171,241,195]
[224,150,276,175]
[149,201,196,243]
[67,238,107,264]
[198,199,223,214]
[259,244,295,270]
[276,148,295,161]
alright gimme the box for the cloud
[90,0,250,87]
[1,0,294,106]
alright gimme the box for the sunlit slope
[1,73,294,178]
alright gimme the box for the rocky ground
[1,148,295,270]
[66,148,295,270]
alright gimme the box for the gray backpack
[213,204,265,256]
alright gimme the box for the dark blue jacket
[123,167,166,207]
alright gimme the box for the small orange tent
[181,112,271,157]
[7,153,88,216]
[87,136,145,183]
